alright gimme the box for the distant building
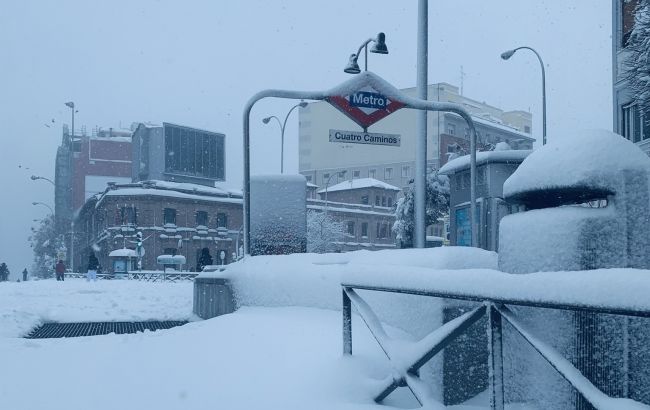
[439,149,530,251]
[54,126,133,268]
[612,0,650,152]
[299,82,534,191]
[75,180,242,273]
[309,178,398,252]
[131,122,225,187]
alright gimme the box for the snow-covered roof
[108,248,137,257]
[504,129,650,200]
[149,180,242,197]
[103,188,242,204]
[317,178,400,194]
[439,150,532,175]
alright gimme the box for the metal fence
[341,282,650,410]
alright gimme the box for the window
[196,211,208,226]
[323,173,330,184]
[524,125,531,134]
[347,221,355,236]
[447,123,456,135]
[376,223,388,239]
[361,222,368,238]
[382,196,386,207]
[622,0,639,47]
[361,195,369,205]
[163,208,176,225]
[216,213,228,229]
[622,103,645,143]
[401,166,410,178]
[384,167,393,180]
[353,170,360,178]
[305,175,312,182]
[375,195,381,206]
[369,169,376,179]
[164,124,225,180]
[118,206,137,225]
[387,197,393,207]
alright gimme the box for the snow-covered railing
[341,268,650,410]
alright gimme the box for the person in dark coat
[55,260,65,281]
[87,253,99,281]
[22,268,28,282]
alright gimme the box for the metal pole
[488,304,505,410]
[343,288,352,355]
[71,105,75,273]
[414,0,428,249]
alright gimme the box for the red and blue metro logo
[327,86,405,129]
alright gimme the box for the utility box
[250,175,307,256]
[439,148,530,251]
[498,129,650,409]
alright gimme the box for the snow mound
[438,149,531,175]
[504,129,650,200]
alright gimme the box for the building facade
[75,180,243,273]
[132,122,225,187]
[299,82,534,191]
[54,126,133,268]
[612,0,650,152]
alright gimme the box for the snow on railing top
[342,266,650,316]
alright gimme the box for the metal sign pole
[242,72,478,255]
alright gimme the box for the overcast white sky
[0,1,612,277]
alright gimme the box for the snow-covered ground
[0,248,503,410]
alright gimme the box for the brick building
[75,180,242,273]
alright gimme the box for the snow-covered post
[342,288,352,355]
[488,304,505,410]
[414,0,428,249]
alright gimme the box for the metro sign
[327,86,405,129]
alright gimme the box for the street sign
[329,129,400,147]
[327,86,404,129]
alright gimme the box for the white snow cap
[317,177,400,194]
[504,129,650,199]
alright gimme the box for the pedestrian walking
[55,260,65,281]
[22,268,27,282]
[87,253,99,282]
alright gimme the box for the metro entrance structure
[242,71,481,255]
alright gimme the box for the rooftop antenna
[460,65,466,96]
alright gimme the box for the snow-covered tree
[0,263,9,281]
[306,210,346,253]
[393,171,450,248]
[625,0,650,114]
[28,215,61,279]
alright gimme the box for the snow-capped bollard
[193,273,236,320]
[499,129,650,273]
[498,129,650,409]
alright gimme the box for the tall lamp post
[501,46,547,145]
[323,170,347,218]
[343,32,388,74]
[64,101,76,273]
[262,101,308,173]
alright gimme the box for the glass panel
[188,131,196,174]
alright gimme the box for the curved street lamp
[262,101,308,173]
[32,201,54,214]
[344,32,389,74]
[30,175,55,186]
[501,46,546,145]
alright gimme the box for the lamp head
[370,32,388,54]
[64,101,75,109]
[31,202,38,206]
[344,54,361,74]
[298,101,308,108]
[30,175,38,180]
[262,117,272,124]
[500,49,516,60]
